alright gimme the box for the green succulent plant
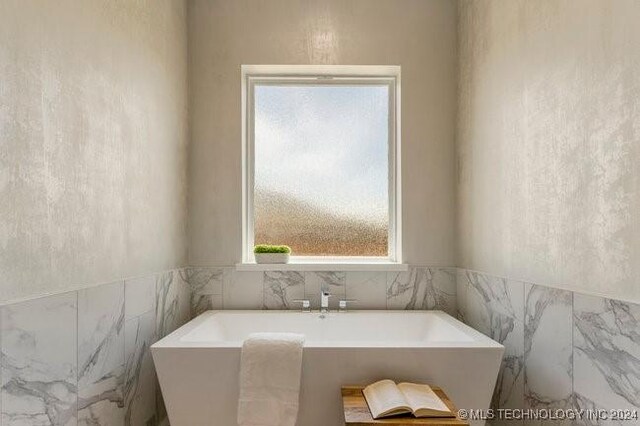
[253,244,291,254]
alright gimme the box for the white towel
[237,332,305,426]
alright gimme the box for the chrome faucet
[320,289,332,313]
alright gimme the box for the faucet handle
[292,299,311,312]
[338,299,358,312]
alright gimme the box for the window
[242,65,401,264]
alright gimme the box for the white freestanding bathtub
[152,311,503,426]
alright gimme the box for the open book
[362,380,454,419]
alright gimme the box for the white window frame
[241,65,402,267]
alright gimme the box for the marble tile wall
[572,295,640,425]
[1,292,78,426]
[459,270,525,417]
[78,282,125,425]
[0,268,190,426]
[457,269,640,426]
[183,266,457,314]
[0,265,456,426]
[5,265,635,426]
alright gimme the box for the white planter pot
[254,253,290,264]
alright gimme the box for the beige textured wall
[0,0,188,303]
[457,0,640,302]
[188,0,458,266]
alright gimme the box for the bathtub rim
[151,310,504,351]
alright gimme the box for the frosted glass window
[252,83,391,257]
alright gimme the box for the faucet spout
[320,290,331,313]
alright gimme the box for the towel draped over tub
[237,332,305,426]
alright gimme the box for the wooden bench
[342,386,470,426]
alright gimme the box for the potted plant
[253,244,291,264]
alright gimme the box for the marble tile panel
[77,282,125,425]
[424,267,457,315]
[124,310,157,426]
[263,271,305,310]
[124,275,156,320]
[524,284,573,418]
[386,267,456,313]
[465,271,525,413]
[185,267,225,317]
[386,267,427,309]
[223,270,264,310]
[456,268,468,321]
[1,292,78,426]
[184,267,224,296]
[345,272,387,309]
[155,270,190,338]
[573,293,640,423]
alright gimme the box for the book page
[397,383,453,417]
[362,380,411,419]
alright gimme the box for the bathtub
[152,310,503,426]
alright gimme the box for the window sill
[235,262,408,272]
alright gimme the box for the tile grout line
[121,279,126,417]
[523,278,527,410]
[571,291,575,405]
[0,303,2,426]
[75,290,79,423]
